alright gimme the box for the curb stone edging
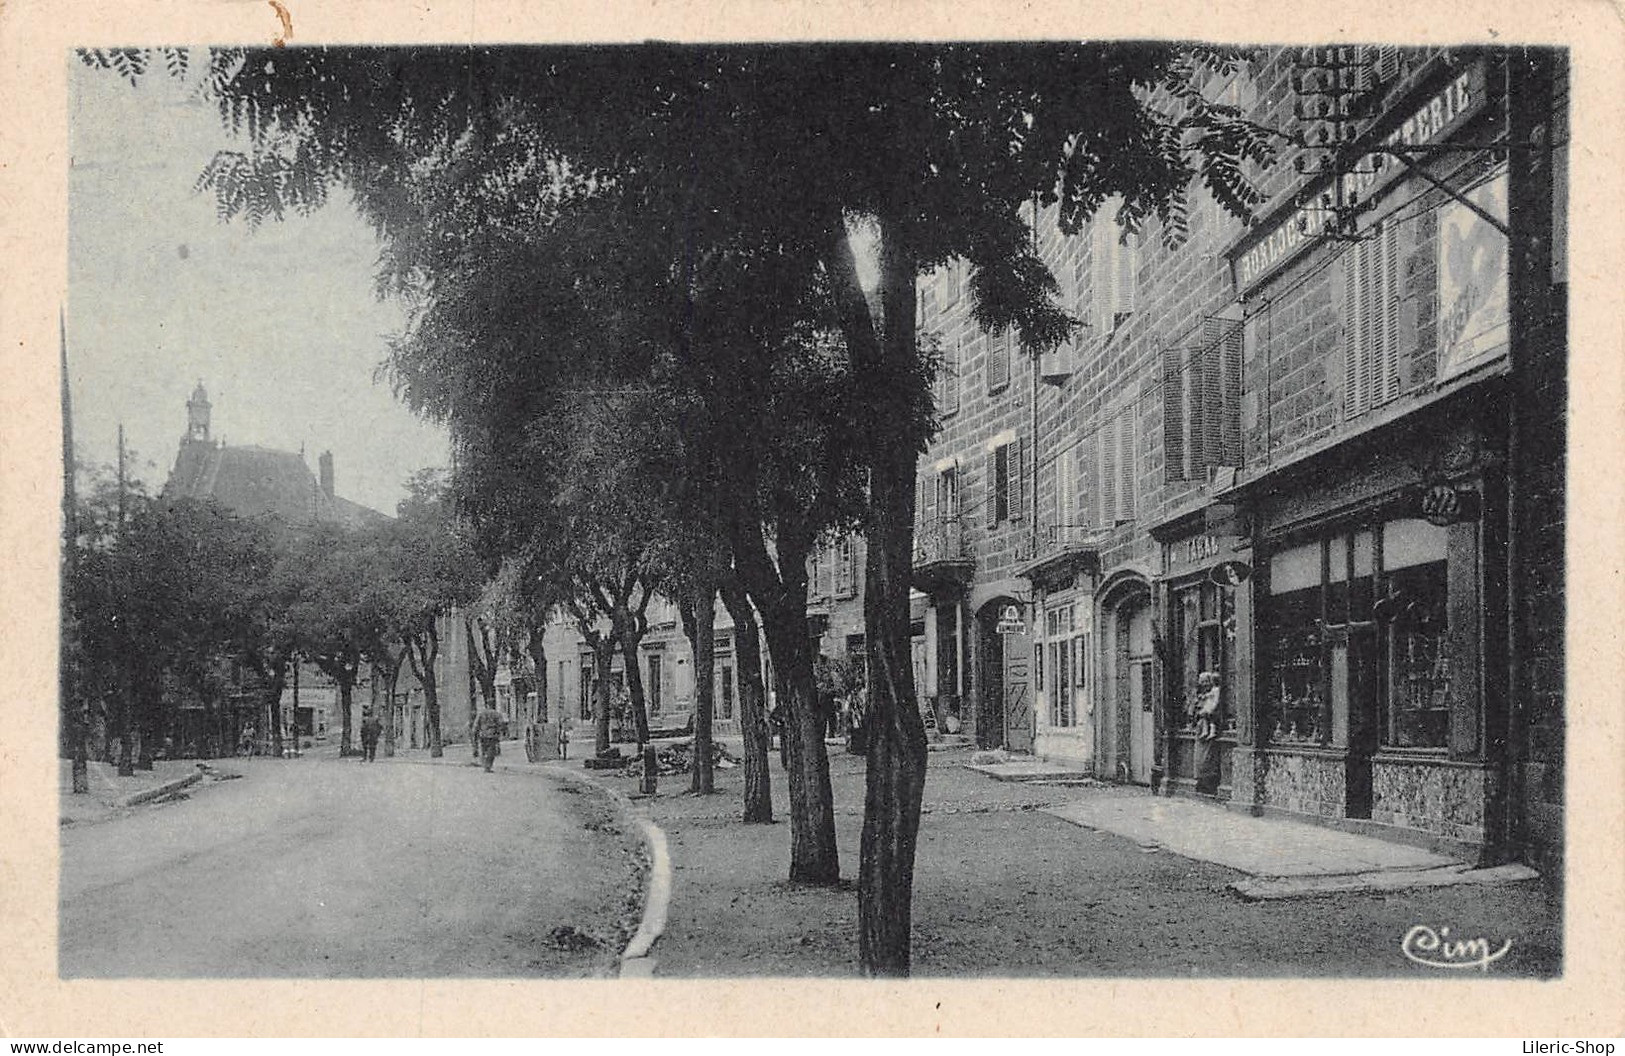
[115,770,203,808]
[539,764,673,978]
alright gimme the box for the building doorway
[1099,577,1153,784]
[978,599,1033,754]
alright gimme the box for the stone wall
[1261,748,1346,819]
[1371,758,1488,845]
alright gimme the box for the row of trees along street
[83,43,1279,975]
[60,460,495,776]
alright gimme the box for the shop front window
[1046,605,1074,727]
[1263,517,1453,751]
[1380,519,1450,749]
[1265,542,1325,745]
[1171,579,1235,736]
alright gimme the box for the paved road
[59,756,646,978]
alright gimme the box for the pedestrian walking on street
[474,704,508,773]
[359,710,383,763]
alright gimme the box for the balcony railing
[913,516,971,568]
[1015,522,1104,578]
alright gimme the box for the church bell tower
[186,381,211,443]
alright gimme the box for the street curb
[538,764,673,977]
[114,769,203,808]
[1230,862,1542,901]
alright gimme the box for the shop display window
[1262,517,1455,752]
[1380,519,1451,749]
[1046,605,1074,727]
[1171,579,1235,736]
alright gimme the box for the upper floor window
[987,437,1026,527]
[1164,316,1244,482]
[1089,406,1137,525]
[1088,200,1139,336]
[987,327,1013,393]
[1344,221,1403,419]
[834,538,857,598]
[918,464,959,526]
[935,334,962,417]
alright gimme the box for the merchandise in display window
[1262,517,1453,752]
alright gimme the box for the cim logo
[1401,924,1512,971]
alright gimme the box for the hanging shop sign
[1210,560,1254,588]
[995,603,1027,636]
[1230,61,1489,296]
[1436,168,1510,380]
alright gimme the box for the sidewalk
[1042,789,1540,898]
[58,759,209,826]
[545,745,1559,977]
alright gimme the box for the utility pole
[115,423,135,776]
[62,310,89,793]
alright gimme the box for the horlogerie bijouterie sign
[1230,61,1489,296]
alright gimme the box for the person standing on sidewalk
[474,704,508,772]
[359,711,383,763]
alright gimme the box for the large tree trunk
[135,661,160,770]
[689,577,717,794]
[591,636,615,756]
[338,672,356,757]
[838,216,930,976]
[263,656,289,759]
[722,580,773,823]
[615,612,652,745]
[466,621,481,759]
[70,703,89,793]
[407,626,443,758]
[384,646,406,758]
[116,662,135,776]
[758,601,840,881]
[528,630,548,726]
[467,617,502,709]
[732,516,839,881]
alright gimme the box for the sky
[66,59,448,516]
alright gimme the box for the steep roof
[164,440,387,526]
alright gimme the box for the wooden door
[1129,659,1155,783]
[1003,630,1034,753]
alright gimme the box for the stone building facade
[913,45,1567,873]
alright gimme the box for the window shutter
[1219,320,1244,466]
[1055,447,1075,530]
[1098,419,1119,527]
[1114,228,1137,319]
[986,448,998,528]
[1078,437,1096,529]
[1198,319,1225,472]
[1381,221,1401,403]
[944,337,961,414]
[1116,412,1137,522]
[1090,218,1110,334]
[1345,242,1369,419]
[1162,346,1187,482]
[1011,437,1025,521]
[988,328,1011,392]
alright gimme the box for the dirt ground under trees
[601,746,1561,978]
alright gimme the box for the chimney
[318,450,334,498]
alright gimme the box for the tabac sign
[1231,61,1490,296]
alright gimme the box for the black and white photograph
[3,0,1622,1040]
